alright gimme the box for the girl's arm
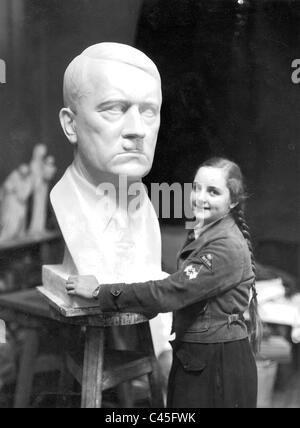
[67,237,250,315]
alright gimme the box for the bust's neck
[72,157,143,211]
[73,156,141,189]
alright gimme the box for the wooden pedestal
[50,306,164,408]
[0,289,164,408]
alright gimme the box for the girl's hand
[66,275,99,300]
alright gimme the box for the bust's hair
[63,42,161,111]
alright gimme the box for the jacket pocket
[175,347,206,372]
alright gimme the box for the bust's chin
[109,163,152,180]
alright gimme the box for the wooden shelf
[0,230,61,252]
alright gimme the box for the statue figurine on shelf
[0,164,33,242]
[28,144,57,235]
[0,144,56,243]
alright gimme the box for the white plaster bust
[42,43,168,309]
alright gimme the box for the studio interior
[0,0,299,409]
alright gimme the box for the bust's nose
[121,106,146,148]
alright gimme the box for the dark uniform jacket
[97,215,254,343]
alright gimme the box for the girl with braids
[66,157,260,408]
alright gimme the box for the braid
[233,205,262,354]
[198,157,262,353]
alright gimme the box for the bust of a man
[41,43,167,309]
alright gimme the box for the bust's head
[59,43,162,185]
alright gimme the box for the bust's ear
[59,108,77,145]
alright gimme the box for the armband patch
[184,264,202,280]
[199,254,213,271]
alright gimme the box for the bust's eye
[140,104,158,119]
[106,104,126,114]
[98,102,128,116]
[141,108,156,118]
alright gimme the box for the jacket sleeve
[97,237,246,315]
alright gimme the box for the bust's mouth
[118,151,146,156]
[115,152,148,161]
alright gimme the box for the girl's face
[191,166,235,226]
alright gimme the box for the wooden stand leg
[56,327,76,408]
[137,323,164,408]
[109,326,134,408]
[57,355,76,408]
[14,328,39,408]
[116,382,133,408]
[81,327,105,408]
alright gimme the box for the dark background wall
[136,0,299,278]
[0,0,299,279]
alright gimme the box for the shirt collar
[193,213,233,240]
[180,214,236,257]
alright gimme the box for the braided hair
[198,157,262,353]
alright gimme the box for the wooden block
[41,265,99,310]
[37,286,103,318]
[37,289,149,323]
